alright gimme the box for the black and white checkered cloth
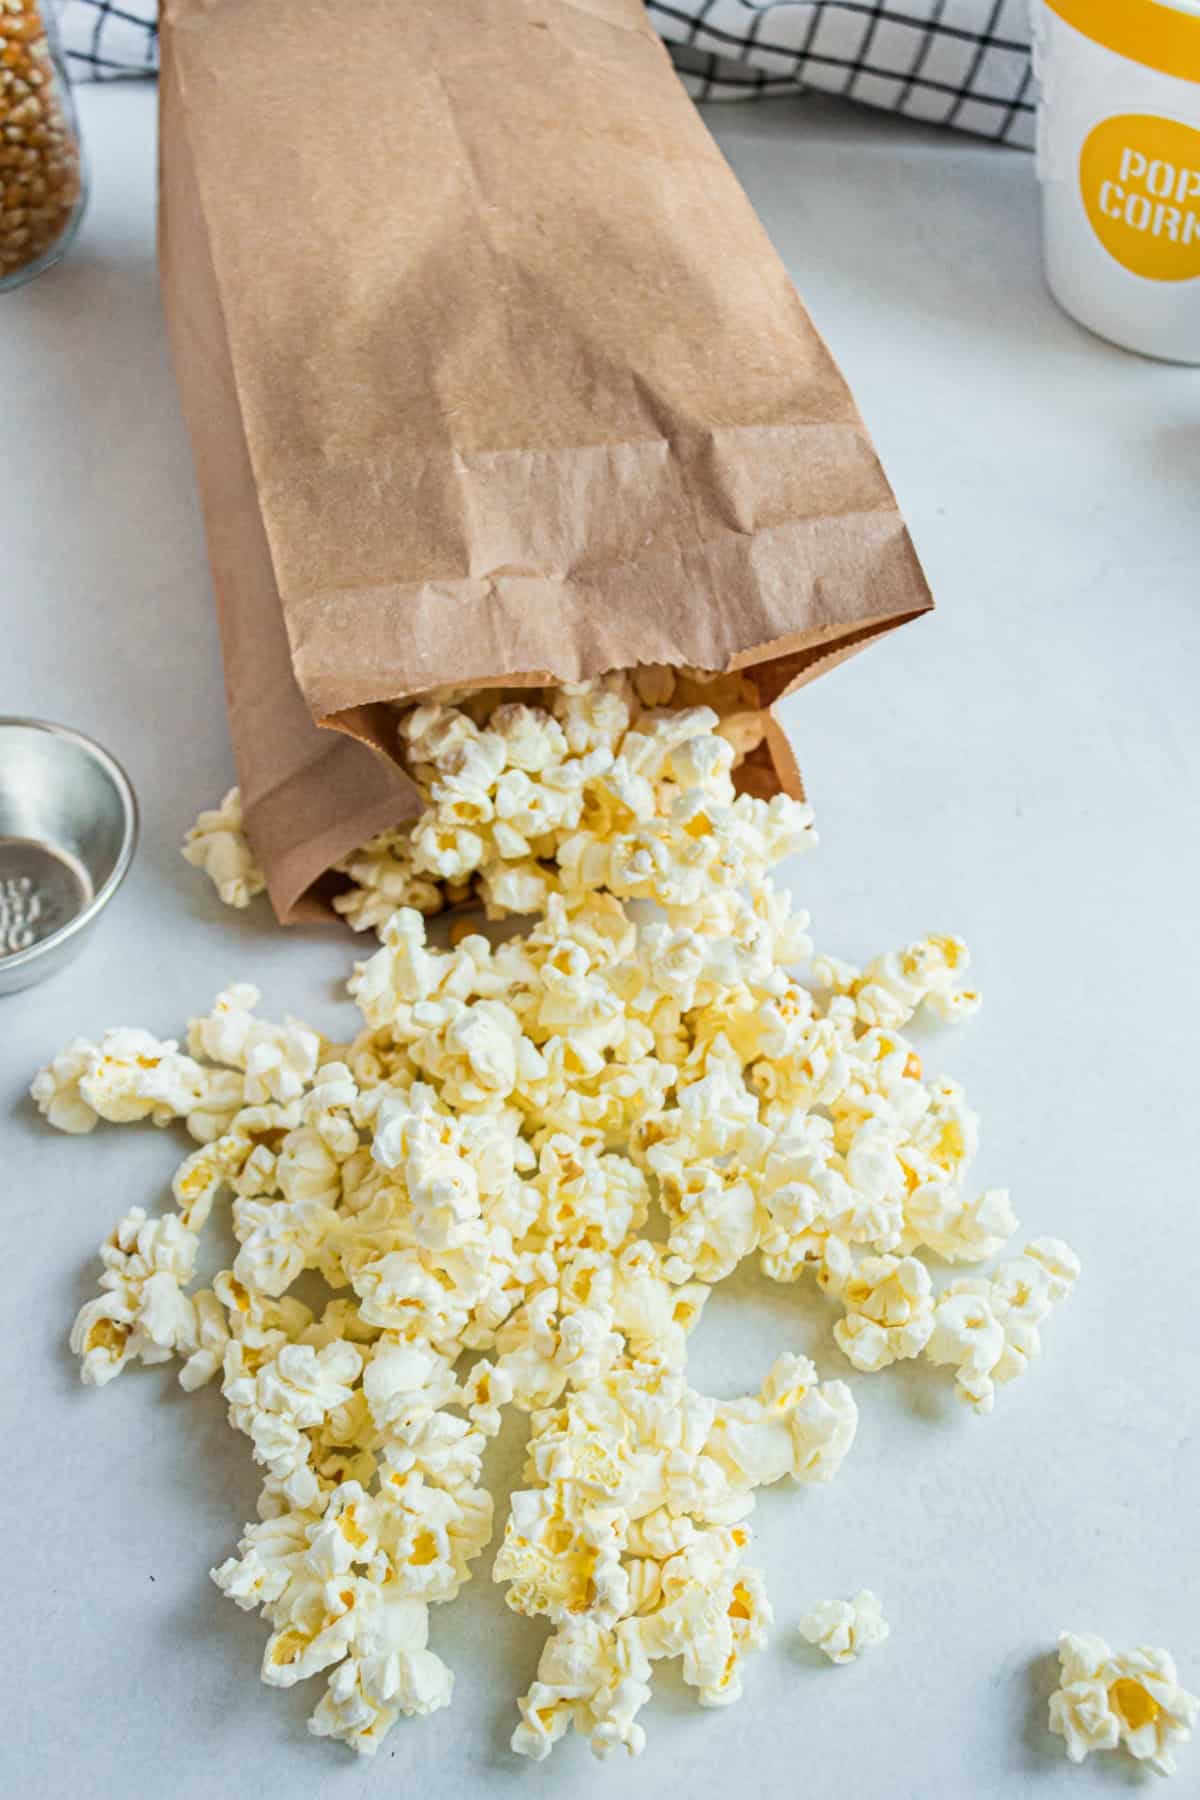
[652,2,1035,145]
[57,0,1034,147]
[59,0,157,81]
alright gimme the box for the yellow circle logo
[1080,113,1200,282]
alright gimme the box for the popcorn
[182,785,267,909]
[43,672,1079,1760]
[814,936,980,1030]
[333,831,444,933]
[511,1618,653,1762]
[179,1289,230,1391]
[660,1165,758,1285]
[494,1354,851,1757]
[69,1293,140,1386]
[833,1255,935,1372]
[924,1238,1080,1412]
[233,1195,339,1297]
[798,1589,889,1664]
[32,1027,209,1133]
[188,675,815,934]
[1049,1632,1198,1777]
[29,1039,98,1134]
[506,1526,773,1760]
[903,1183,1016,1265]
[214,1481,461,1756]
[637,1533,773,1708]
[309,1636,454,1754]
[188,985,320,1106]
[69,1208,203,1386]
[706,1353,858,1490]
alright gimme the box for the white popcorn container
[1033,0,1200,362]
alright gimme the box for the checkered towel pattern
[57,0,1035,147]
[58,0,157,80]
[651,2,1034,145]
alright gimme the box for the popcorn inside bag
[40,670,1080,1761]
[158,0,932,921]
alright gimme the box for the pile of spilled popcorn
[31,670,1193,1774]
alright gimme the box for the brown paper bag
[158,0,931,922]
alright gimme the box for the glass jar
[0,0,87,292]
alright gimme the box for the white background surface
[4,83,1199,1799]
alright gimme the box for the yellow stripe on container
[1045,0,1200,83]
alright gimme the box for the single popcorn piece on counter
[40,670,1081,1759]
[798,1589,890,1665]
[182,785,267,909]
[31,1027,220,1136]
[1049,1632,1198,1777]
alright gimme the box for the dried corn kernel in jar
[0,0,85,290]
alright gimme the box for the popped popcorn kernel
[833,1254,934,1372]
[32,1026,211,1134]
[816,935,981,1031]
[798,1588,889,1664]
[182,785,267,909]
[1049,1632,1198,1777]
[923,1238,1080,1413]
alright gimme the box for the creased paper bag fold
[158,0,931,920]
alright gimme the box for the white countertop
[5,81,1200,1800]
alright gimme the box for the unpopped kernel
[37,673,1079,1761]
